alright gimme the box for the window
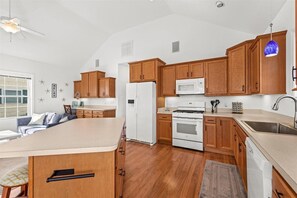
[0,73,32,118]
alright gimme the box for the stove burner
[173,110,204,114]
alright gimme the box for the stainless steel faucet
[272,95,297,128]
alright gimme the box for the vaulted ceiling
[0,0,287,68]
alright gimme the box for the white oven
[176,78,204,95]
[172,116,203,151]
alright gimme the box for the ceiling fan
[0,0,45,41]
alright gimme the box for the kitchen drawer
[93,110,104,116]
[76,109,84,115]
[157,114,172,120]
[29,152,115,198]
[272,168,297,198]
[204,116,216,124]
[93,114,103,118]
[84,110,93,115]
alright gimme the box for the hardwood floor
[123,141,236,198]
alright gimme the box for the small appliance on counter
[232,102,243,114]
[210,100,220,113]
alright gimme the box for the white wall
[0,54,78,131]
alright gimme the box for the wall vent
[95,59,100,68]
[172,41,180,53]
[121,41,134,57]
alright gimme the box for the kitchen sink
[243,121,297,135]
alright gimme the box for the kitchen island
[0,118,126,198]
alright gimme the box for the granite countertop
[0,118,125,158]
[205,109,297,193]
[75,105,116,111]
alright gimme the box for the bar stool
[0,164,28,198]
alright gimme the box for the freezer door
[126,83,137,140]
[136,82,156,144]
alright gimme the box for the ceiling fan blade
[20,26,45,37]
[0,16,11,21]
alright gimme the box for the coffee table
[0,130,21,141]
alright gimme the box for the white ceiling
[0,0,287,68]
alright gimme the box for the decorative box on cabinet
[249,31,287,94]
[157,114,172,145]
[81,71,105,98]
[99,77,116,98]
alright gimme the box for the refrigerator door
[136,82,156,144]
[126,83,137,140]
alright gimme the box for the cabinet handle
[275,189,284,198]
[292,66,296,81]
[142,74,144,79]
[234,134,237,141]
[46,169,95,183]
[238,143,242,152]
[242,85,245,92]
[119,169,126,176]
[255,82,258,90]
[119,147,125,155]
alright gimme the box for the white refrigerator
[126,82,156,145]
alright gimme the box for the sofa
[17,113,77,136]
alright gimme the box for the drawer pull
[119,169,126,176]
[275,190,284,198]
[46,169,95,183]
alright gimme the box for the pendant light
[264,23,279,57]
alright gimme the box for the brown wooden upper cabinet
[161,66,176,96]
[227,40,253,95]
[249,31,287,94]
[204,57,228,96]
[81,71,105,98]
[73,80,81,98]
[99,77,116,98]
[175,61,204,80]
[129,58,166,83]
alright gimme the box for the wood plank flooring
[123,141,236,198]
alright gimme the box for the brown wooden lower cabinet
[28,136,126,198]
[272,168,297,198]
[157,114,172,145]
[76,109,116,118]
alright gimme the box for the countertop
[75,105,116,111]
[204,109,297,193]
[0,118,125,158]
[157,107,177,114]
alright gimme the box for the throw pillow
[28,114,46,125]
[59,116,68,123]
[44,113,56,125]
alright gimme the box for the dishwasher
[246,138,272,198]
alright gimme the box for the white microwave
[176,78,205,95]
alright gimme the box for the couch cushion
[28,114,46,125]
[18,125,47,136]
[49,114,63,124]
[59,116,68,123]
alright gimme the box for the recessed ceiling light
[216,1,225,8]
[149,0,154,2]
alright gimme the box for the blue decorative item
[264,23,279,57]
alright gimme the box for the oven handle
[173,117,203,121]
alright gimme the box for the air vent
[95,59,100,68]
[121,41,134,57]
[172,41,180,53]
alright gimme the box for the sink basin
[243,121,297,135]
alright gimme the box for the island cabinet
[129,58,166,83]
[161,66,176,96]
[249,31,287,94]
[81,71,105,98]
[99,77,116,98]
[204,57,228,96]
[157,114,172,145]
[227,40,253,95]
[73,80,81,98]
[76,109,116,118]
[203,116,233,155]
[232,121,248,189]
[272,168,297,198]
[175,61,204,80]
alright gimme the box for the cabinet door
[228,45,247,94]
[81,73,89,98]
[216,118,233,154]
[88,72,99,97]
[250,42,260,94]
[74,81,81,98]
[162,66,176,96]
[99,78,106,98]
[142,60,156,81]
[273,168,297,198]
[205,59,228,95]
[189,62,204,78]
[176,64,189,80]
[204,123,217,148]
[157,114,172,144]
[241,142,247,189]
[130,63,142,82]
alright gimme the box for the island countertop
[75,105,116,111]
[0,118,125,158]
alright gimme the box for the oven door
[172,117,203,142]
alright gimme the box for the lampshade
[264,40,279,57]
